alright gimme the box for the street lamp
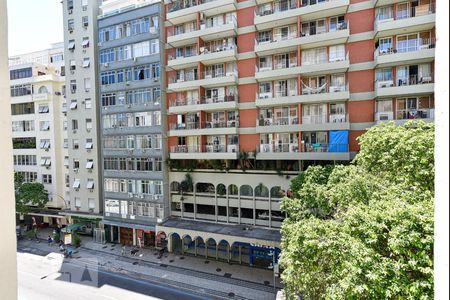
[268,249,278,293]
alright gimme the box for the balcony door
[302,104,326,124]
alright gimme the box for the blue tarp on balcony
[329,130,349,152]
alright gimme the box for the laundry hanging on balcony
[329,130,348,153]
[301,82,327,95]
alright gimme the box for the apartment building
[62,0,104,231]
[161,0,435,267]
[9,44,70,227]
[96,0,167,246]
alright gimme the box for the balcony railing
[258,143,299,153]
[256,57,298,72]
[375,73,434,89]
[169,70,238,84]
[301,143,349,152]
[170,120,238,130]
[299,20,348,37]
[302,113,348,124]
[168,43,236,61]
[170,94,238,107]
[257,89,298,99]
[301,51,349,66]
[257,116,298,126]
[255,0,340,17]
[170,144,239,153]
[168,0,217,12]
[167,15,237,37]
[300,82,348,95]
[374,38,436,57]
[375,109,434,121]
[375,3,435,25]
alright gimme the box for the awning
[61,223,84,233]
[101,219,155,232]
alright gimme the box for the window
[329,45,346,62]
[10,67,32,80]
[85,139,93,149]
[17,172,37,183]
[101,71,115,85]
[133,41,150,58]
[12,120,35,132]
[42,174,52,184]
[73,180,81,189]
[68,19,74,31]
[85,98,92,109]
[88,198,95,209]
[83,58,90,68]
[105,200,120,214]
[85,119,92,131]
[82,37,89,48]
[81,0,88,10]
[63,139,68,148]
[13,155,37,166]
[74,197,81,208]
[11,102,34,114]
[86,160,94,169]
[73,159,80,169]
[70,59,76,71]
[70,100,77,109]
[101,93,116,106]
[39,139,51,149]
[72,119,79,130]
[87,179,94,189]
[50,54,64,63]
[13,137,36,149]
[376,68,393,82]
[100,48,115,64]
[70,80,77,93]
[40,121,50,131]
[10,84,32,97]
[84,77,91,91]
[376,99,393,112]
[68,39,75,51]
[150,39,159,54]
[82,16,89,27]
[67,0,73,10]
[73,139,79,149]
[40,157,51,166]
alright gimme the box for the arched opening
[217,239,230,261]
[182,234,194,255]
[38,86,48,94]
[170,232,181,253]
[195,182,215,194]
[255,183,269,198]
[138,70,145,80]
[217,184,227,218]
[270,186,286,199]
[170,181,180,194]
[240,185,253,197]
[156,231,167,249]
[194,236,205,257]
[206,238,217,259]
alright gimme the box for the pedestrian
[59,241,65,252]
[47,235,53,245]
[121,245,126,256]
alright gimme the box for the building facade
[97,0,167,246]
[9,43,70,226]
[62,0,104,229]
[160,0,435,266]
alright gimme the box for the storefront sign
[64,233,72,245]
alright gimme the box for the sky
[7,0,64,56]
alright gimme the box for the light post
[269,248,278,293]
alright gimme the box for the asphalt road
[18,248,212,300]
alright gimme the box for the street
[17,240,278,300]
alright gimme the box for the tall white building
[9,43,69,226]
[62,0,104,229]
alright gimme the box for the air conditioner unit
[128,192,133,198]
[127,104,131,108]
[130,215,135,220]
[76,207,80,211]
[74,168,78,173]
[87,149,91,152]
[89,208,94,212]
[55,92,61,95]
[104,63,109,68]
[139,195,144,199]
[88,169,92,173]
[97,42,102,47]
[72,130,77,133]
[126,81,130,86]
[133,57,137,62]
[75,188,79,192]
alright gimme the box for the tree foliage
[15,175,49,215]
[280,121,434,299]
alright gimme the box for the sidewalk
[21,227,282,300]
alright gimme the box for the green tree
[16,180,49,215]
[280,121,434,299]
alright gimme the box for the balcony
[300,52,350,76]
[170,144,239,159]
[300,113,350,131]
[375,74,434,98]
[254,22,349,55]
[168,71,238,92]
[168,95,238,114]
[375,109,435,124]
[167,16,237,48]
[257,143,300,160]
[255,60,301,81]
[256,116,299,133]
[168,44,237,70]
[169,120,239,136]
[254,0,349,30]
[374,4,435,38]
[374,38,435,68]
[167,0,237,25]
[300,143,350,160]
